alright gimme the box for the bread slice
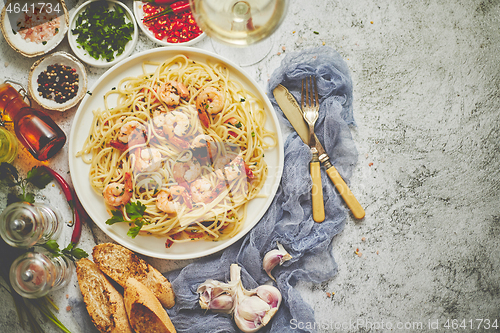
[124,277,177,333]
[92,243,175,308]
[75,258,133,333]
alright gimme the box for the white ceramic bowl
[0,0,68,57]
[68,0,138,68]
[28,51,87,112]
[133,1,205,46]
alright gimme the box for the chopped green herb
[240,98,246,102]
[12,29,17,35]
[55,28,59,33]
[313,31,319,35]
[106,201,147,239]
[42,41,47,45]
[111,87,116,90]
[71,2,134,62]
[251,132,255,137]
[87,91,92,95]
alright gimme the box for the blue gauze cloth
[165,46,358,333]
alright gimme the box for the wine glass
[189,0,289,66]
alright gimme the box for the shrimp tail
[119,172,133,206]
[197,108,210,128]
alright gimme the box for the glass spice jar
[0,202,63,249]
[0,82,66,160]
[9,249,72,298]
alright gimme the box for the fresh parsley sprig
[0,162,52,205]
[42,240,88,262]
[106,201,147,238]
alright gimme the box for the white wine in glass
[190,0,288,65]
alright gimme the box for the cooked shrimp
[103,173,133,207]
[196,87,225,115]
[156,185,191,213]
[190,179,215,203]
[191,134,218,160]
[173,159,202,184]
[196,87,225,127]
[153,110,191,149]
[134,148,162,172]
[154,110,190,137]
[158,81,189,106]
[156,189,179,214]
[190,178,225,204]
[214,154,245,181]
[117,119,147,145]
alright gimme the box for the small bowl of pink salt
[0,0,69,57]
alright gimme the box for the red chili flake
[142,3,202,44]
[66,305,72,311]
[368,162,374,166]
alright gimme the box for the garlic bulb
[262,242,292,281]
[197,264,282,333]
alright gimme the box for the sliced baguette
[124,277,177,333]
[75,258,133,333]
[92,243,175,308]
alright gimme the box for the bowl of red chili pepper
[133,0,205,46]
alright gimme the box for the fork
[302,76,325,222]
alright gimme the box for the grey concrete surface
[1,0,499,332]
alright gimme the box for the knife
[273,84,365,219]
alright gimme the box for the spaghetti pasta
[77,54,276,247]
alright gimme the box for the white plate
[68,47,284,260]
[68,0,138,68]
[28,51,87,112]
[0,0,68,57]
[133,1,205,46]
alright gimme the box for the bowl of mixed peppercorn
[28,51,88,111]
[133,0,205,46]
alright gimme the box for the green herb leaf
[69,248,89,260]
[106,209,125,225]
[126,201,147,220]
[26,167,52,189]
[313,31,319,34]
[127,221,143,238]
[19,192,35,204]
[45,240,60,252]
[0,162,18,184]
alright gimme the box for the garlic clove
[197,279,235,313]
[234,314,260,333]
[210,294,234,312]
[262,242,292,281]
[237,296,270,322]
[256,285,282,309]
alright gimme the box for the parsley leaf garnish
[0,163,51,204]
[105,201,147,238]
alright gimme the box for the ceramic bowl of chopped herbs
[68,0,139,68]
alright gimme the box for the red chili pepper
[143,0,190,22]
[41,166,83,245]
